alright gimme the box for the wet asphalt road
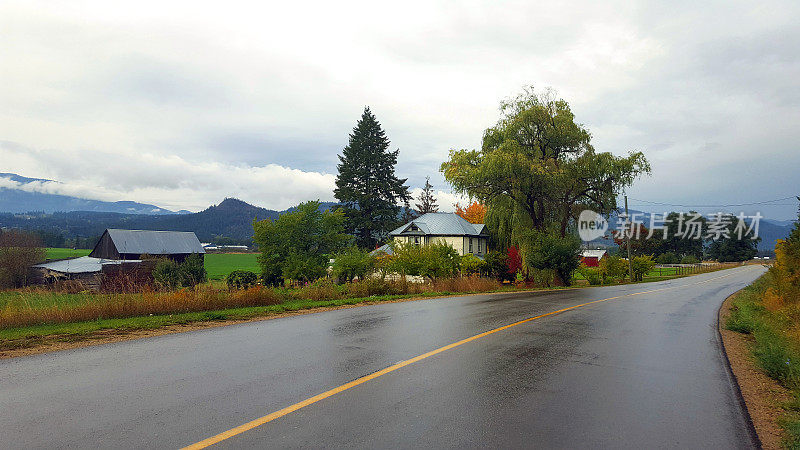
[0,265,765,449]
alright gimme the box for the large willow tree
[441,88,650,283]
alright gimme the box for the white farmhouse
[374,212,489,257]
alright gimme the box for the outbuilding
[580,249,608,267]
[89,229,205,262]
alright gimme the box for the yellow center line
[182,268,750,449]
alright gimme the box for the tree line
[252,87,772,287]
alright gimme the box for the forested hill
[0,198,338,244]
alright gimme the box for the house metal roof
[389,212,486,237]
[106,229,205,255]
[34,256,142,274]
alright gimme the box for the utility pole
[625,195,633,282]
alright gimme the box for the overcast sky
[1,0,798,219]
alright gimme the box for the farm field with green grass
[45,248,91,260]
[204,253,260,279]
[45,248,259,280]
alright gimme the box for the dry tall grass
[0,285,282,329]
[0,277,504,330]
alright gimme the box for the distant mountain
[0,198,341,243]
[0,172,182,215]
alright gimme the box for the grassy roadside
[0,288,526,350]
[0,264,738,354]
[726,272,800,448]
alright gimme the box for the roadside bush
[332,247,374,283]
[681,254,700,264]
[579,267,603,285]
[506,246,523,279]
[460,254,486,276]
[282,253,328,284]
[600,255,628,283]
[151,255,207,290]
[528,268,556,287]
[389,241,460,280]
[226,270,259,290]
[655,252,679,264]
[388,242,425,277]
[372,252,393,281]
[484,250,511,281]
[180,254,207,287]
[422,243,461,279]
[152,259,183,290]
[520,231,581,286]
[631,255,656,282]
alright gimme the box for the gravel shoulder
[720,291,792,449]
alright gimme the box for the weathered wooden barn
[32,256,143,288]
[89,229,205,262]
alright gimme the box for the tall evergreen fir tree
[334,107,411,248]
[415,176,439,214]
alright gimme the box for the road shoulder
[719,290,791,449]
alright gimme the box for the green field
[45,248,91,259]
[204,253,260,279]
[45,248,259,280]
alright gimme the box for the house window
[469,238,473,253]
[414,236,420,246]
[477,239,481,253]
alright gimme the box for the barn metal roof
[34,256,142,274]
[389,213,486,237]
[106,229,205,255]
[580,249,608,259]
[370,244,394,256]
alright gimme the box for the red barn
[580,249,608,267]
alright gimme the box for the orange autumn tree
[455,201,486,224]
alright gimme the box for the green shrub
[579,267,603,285]
[389,241,460,280]
[422,243,461,279]
[599,255,628,283]
[226,270,259,290]
[180,254,207,287]
[460,254,486,276]
[680,254,700,264]
[331,247,374,283]
[655,252,679,264]
[282,253,328,283]
[152,259,182,290]
[388,242,425,277]
[152,255,207,289]
[520,231,581,286]
[631,255,656,282]
[484,250,511,281]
